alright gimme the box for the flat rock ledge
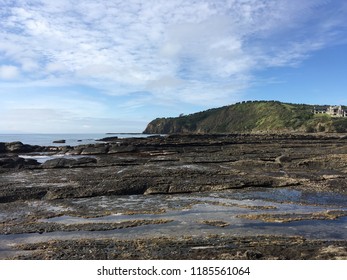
[13,235,347,260]
[1,133,347,202]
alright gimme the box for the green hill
[143,101,347,134]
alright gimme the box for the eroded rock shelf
[0,134,346,259]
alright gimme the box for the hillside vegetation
[143,101,347,134]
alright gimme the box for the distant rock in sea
[53,140,66,144]
[97,136,118,142]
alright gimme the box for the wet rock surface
[13,235,347,260]
[0,133,346,259]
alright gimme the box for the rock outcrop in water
[52,139,66,144]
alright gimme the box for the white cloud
[0,0,347,107]
[0,65,20,80]
[21,58,40,72]
[147,76,184,91]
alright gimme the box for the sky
[1,0,347,133]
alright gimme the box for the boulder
[108,144,136,154]
[80,144,109,155]
[24,158,41,166]
[0,143,6,153]
[41,157,97,169]
[42,158,77,169]
[5,142,26,152]
[75,157,97,165]
[4,142,40,153]
[67,148,83,155]
[0,157,25,168]
[58,146,73,154]
[0,156,40,169]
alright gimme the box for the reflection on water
[219,188,347,207]
[0,187,346,258]
[19,154,96,163]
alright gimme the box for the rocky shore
[0,133,346,259]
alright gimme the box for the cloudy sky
[1,0,347,133]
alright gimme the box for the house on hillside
[313,105,347,117]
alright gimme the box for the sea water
[0,133,151,147]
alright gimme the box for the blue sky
[1,0,347,133]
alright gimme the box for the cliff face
[143,101,347,134]
[143,118,198,134]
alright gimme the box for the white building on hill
[313,105,347,117]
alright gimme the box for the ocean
[0,133,151,147]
